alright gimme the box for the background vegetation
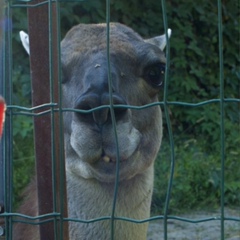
[9,0,240,212]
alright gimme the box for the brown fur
[13,179,39,240]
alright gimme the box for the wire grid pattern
[0,0,240,239]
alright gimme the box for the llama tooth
[103,156,110,163]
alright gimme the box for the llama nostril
[75,92,128,126]
[75,93,99,111]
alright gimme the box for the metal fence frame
[0,0,240,239]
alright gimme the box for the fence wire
[0,0,240,240]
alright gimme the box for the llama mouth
[102,155,112,163]
[101,155,125,163]
[101,155,117,163]
[92,149,141,182]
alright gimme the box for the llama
[15,23,171,240]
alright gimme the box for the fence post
[27,1,68,239]
[0,0,5,236]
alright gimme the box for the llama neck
[67,165,154,240]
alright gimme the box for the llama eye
[145,64,165,87]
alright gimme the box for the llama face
[61,23,168,183]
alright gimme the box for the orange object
[0,96,6,137]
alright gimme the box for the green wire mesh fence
[0,0,240,239]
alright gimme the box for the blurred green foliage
[152,137,240,214]
[10,0,239,211]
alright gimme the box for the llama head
[60,23,171,182]
[19,23,171,183]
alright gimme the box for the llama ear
[145,28,172,51]
[19,31,30,55]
